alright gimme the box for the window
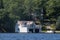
[18,28,19,31]
[23,22,27,27]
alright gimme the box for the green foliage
[56,16,60,30]
[0,0,60,32]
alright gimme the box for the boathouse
[15,21,42,33]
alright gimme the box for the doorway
[29,29,33,33]
[35,29,39,33]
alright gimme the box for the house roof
[17,21,34,25]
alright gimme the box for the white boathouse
[15,21,42,33]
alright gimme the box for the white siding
[19,27,27,33]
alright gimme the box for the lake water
[0,33,60,40]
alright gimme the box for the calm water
[0,33,60,40]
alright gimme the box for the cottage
[15,21,42,33]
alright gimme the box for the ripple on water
[0,33,60,40]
